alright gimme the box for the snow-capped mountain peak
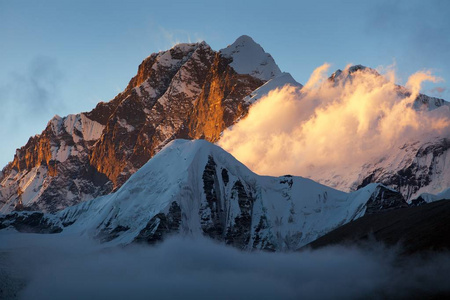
[329,64,378,82]
[1,139,409,251]
[220,35,282,81]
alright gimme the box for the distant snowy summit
[220,35,282,81]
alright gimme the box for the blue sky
[1,0,449,167]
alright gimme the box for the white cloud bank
[219,64,450,182]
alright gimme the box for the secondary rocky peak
[348,64,368,73]
[329,64,379,82]
[127,42,205,91]
[329,64,450,113]
[220,35,281,81]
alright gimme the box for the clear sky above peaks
[0,0,449,167]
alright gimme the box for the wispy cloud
[0,56,65,166]
[3,55,64,114]
[430,87,447,96]
[149,26,205,50]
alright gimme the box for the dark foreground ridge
[306,199,450,254]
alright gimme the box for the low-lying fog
[1,231,449,299]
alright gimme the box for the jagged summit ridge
[329,64,380,83]
[329,64,449,111]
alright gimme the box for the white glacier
[244,72,302,103]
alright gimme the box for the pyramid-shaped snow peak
[1,139,409,251]
[220,35,282,81]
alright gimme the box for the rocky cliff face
[0,113,111,213]
[0,36,278,213]
[356,137,450,201]
[88,41,264,188]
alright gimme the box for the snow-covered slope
[413,187,450,205]
[244,72,302,103]
[354,137,450,200]
[0,140,408,250]
[309,135,450,202]
[220,35,281,81]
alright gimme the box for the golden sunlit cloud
[406,70,443,99]
[219,64,450,184]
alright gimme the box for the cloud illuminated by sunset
[219,64,450,182]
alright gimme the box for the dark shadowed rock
[134,202,181,244]
[0,212,62,233]
[365,185,408,214]
[306,200,450,254]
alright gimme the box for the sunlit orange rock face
[10,135,52,174]
[0,41,265,212]
[89,44,263,188]
[188,53,262,142]
[0,110,114,212]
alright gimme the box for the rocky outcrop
[200,155,255,248]
[306,200,450,254]
[134,202,182,244]
[88,45,263,188]
[0,212,62,234]
[225,180,254,247]
[364,185,408,214]
[187,53,262,142]
[357,138,450,201]
[0,114,111,213]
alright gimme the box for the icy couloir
[0,140,408,251]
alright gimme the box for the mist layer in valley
[1,231,449,300]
